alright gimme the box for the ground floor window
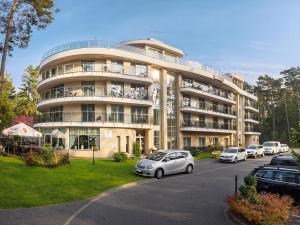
[153,130,160,149]
[199,137,206,147]
[224,137,229,147]
[70,128,100,150]
[40,127,65,149]
[183,137,191,148]
[213,137,219,146]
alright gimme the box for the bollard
[235,175,238,197]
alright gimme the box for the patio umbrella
[51,129,65,138]
[2,123,42,137]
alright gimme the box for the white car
[280,144,289,153]
[263,141,281,155]
[246,144,264,158]
[219,147,247,163]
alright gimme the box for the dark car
[270,155,298,167]
[250,166,300,203]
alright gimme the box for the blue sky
[4,0,300,87]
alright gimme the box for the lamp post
[92,145,95,165]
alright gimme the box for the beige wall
[245,134,259,147]
[182,133,233,148]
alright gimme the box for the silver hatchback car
[134,150,194,179]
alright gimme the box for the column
[176,74,183,149]
[160,69,168,149]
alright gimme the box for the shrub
[226,194,293,225]
[133,142,141,158]
[113,152,128,162]
[239,175,259,204]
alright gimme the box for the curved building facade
[35,38,260,157]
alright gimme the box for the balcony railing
[39,63,149,83]
[182,120,236,130]
[181,79,235,102]
[39,86,150,102]
[245,127,260,132]
[35,112,149,124]
[244,114,259,121]
[182,101,236,116]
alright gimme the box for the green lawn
[194,151,212,160]
[0,156,144,209]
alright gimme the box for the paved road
[0,156,274,225]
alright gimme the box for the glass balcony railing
[181,102,236,116]
[35,112,149,124]
[182,120,236,130]
[245,127,260,132]
[39,63,150,83]
[181,79,236,102]
[39,86,150,102]
[244,114,259,121]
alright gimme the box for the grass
[0,156,144,209]
[194,151,212,160]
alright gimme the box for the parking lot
[0,156,275,225]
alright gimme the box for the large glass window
[183,95,190,107]
[199,115,205,127]
[81,81,95,96]
[111,81,124,97]
[110,105,124,122]
[70,128,99,150]
[213,117,218,129]
[48,105,63,122]
[81,61,95,72]
[167,73,177,149]
[111,61,123,73]
[199,137,206,147]
[183,137,191,148]
[40,127,65,149]
[154,130,160,150]
[131,107,148,124]
[129,84,148,100]
[198,98,205,109]
[81,104,95,122]
[131,64,147,77]
[183,113,190,126]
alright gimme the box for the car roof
[272,155,295,160]
[158,150,190,153]
[258,165,299,172]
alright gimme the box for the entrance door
[136,130,145,154]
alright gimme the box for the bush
[226,194,293,225]
[133,142,141,158]
[239,175,259,204]
[112,152,128,162]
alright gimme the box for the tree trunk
[0,0,18,95]
[284,93,291,144]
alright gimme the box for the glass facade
[70,128,100,150]
[167,72,177,149]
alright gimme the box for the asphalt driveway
[0,156,274,225]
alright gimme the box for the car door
[163,152,178,175]
[174,152,188,173]
[274,171,300,200]
[238,148,245,160]
[255,170,277,193]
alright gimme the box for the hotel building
[34,39,260,157]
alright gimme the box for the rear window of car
[274,171,299,184]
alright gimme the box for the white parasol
[2,123,42,137]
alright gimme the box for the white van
[262,141,281,155]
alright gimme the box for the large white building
[34,38,260,158]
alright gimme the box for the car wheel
[186,164,193,174]
[234,157,238,163]
[155,169,163,179]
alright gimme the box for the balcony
[181,120,236,133]
[34,112,151,129]
[245,126,261,135]
[37,86,152,108]
[180,102,236,119]
[180,80,236,104]
[244,102,259,113]
[244,114,259,124]
[38,63,151,86]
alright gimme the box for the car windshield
[224,148,237,153]
[147,152,167,161]
[247,145,257,149]
[263,143,273,147]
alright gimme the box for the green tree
[0,0,58,95]
[15,65,39,116]
[0,74,16,129]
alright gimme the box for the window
[275,171,299,184]
[70,128,99,150]
[81,104,95,122]
[199,115,205,127]
[183,113,190,126]
[111,81,124,97]
[111,61,123,73]
[223,118,229,129]
[154,130,160,149]
[131,64,147,76]
[198,98,205,109]
[213,117,218,129]
[48,105,63,122]
[148,48,161,59]
[153,109,160,125]
[166,152,177,160]
[110,105,124,122]
[183,137,191,148]
[167,73,177,149]
[213,101,218,112]
[256,170,275,180]
[130,84,148,100]
[213,137,218,145]
[183,95,190,107]
[81,61,95,72]
[199,137,206,147]
[131,107,148,123]
[51,68,57,77]
[224,138,229,147]
[81,81,95,96]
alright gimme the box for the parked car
[219,147,247,163]
[246,144,264,158]
[134,150,194,179]
[250,165,300,203]
[270,154,298,167]
[280,144,289,153]
[263,141,281,155]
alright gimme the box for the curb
[224,206,249,225]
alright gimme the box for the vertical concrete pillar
[65,128,70,150]
[160,69,168,149]
[144,129,153,155]
[123,61,131,75]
